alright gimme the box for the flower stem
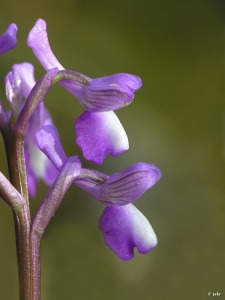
[30,157,81,300]
[13,209,31,300]
[1,125,31,300]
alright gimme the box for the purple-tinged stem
[1,122,29,204]
[54,69,90,85]
[30,157,81,300]
[0,172,26,210]
[1,124,31,300]
[12,205,31,300]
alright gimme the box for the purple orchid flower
[27,18,142,164]
[99,204,157,260]
[35,124,161,260]
[0,23,17,55]
[75,111,129,164]
[5,62,58,197]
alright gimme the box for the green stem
[2,126,29,204]
[13,209,31,300]
[1,126,31,300]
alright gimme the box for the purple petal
[87,73,142,96]
[35,124,67,169]
[0,101,9,126]
[0,23,17,55]
[42,159,58,186]
[5,63,57,197]
[75,111,129,164]
[99,204,157,260]
[100,163,162,205]
[26,103,52,136]
[25,104,58,197]
[27,19,63,70]
[26,143,58,198]
[74,73,142,112]
[28,19,89,107]
[5,68,23,107]
[11,63,36,99]
[5,63,36,113]
[25,149,38,198]
[26,139,58,198]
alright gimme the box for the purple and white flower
[5,63,58,197]
[75,111,129,164]
[0,17,162,278]
[27,18,142,164]
[35,124,161,260]
[99,204,157,260]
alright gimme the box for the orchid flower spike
[5,62,58,197]
[35,124,161,260]
[27,18,143,164]
[0,23,17,55]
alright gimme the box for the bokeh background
[0,0,225,299]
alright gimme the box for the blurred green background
[0,0,225,299]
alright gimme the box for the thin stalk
[30,157,81,300]
[1,126,31,300]
[13,209,31,300]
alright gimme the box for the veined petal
[28,18,63,70]
[75,111,129,164]
[100,163,162,205]
[0,23,17,55]
[74,73,142,112]
[99,203,157,260]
